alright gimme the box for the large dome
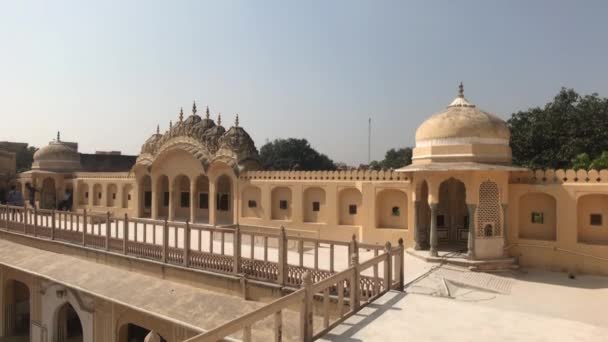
[412,84,512,165]
[32,133,81,172]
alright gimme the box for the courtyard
[322,253,608,341]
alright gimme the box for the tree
[259,138,336,170]
[16,146,36,172]
[369,147,412,170]
[508,88,608,169]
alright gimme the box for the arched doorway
[139,175,152,218]
[41,177,57,209]
[118,323,167,342]
[172,174,191,221]
[194,175,210,223]
[3,279,30,338]
[436,177,468,250]
[216,174,233,224]
[55,302,83,342]
[156,175,169,219]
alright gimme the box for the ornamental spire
[179,107,184,122]
[458,82,464,98]
[235,113,239,127]
[192,101,197,115]
[205,105,210,119]
[169,120,173,130]
[217,113,222,126]
[57,131,61,142]
[156,124,160,135]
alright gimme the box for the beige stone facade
[14,89,608,276]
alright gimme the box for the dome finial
[57,131,61,142]
[205,105,210,119]
[169,120,173,130]
[179,107,184,122]
[192,101,197,115]
[217,113,222,126]
[235,113,239,127]
[458,82,464,98]
[156,124,160,135]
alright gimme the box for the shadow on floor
[319,291,407,342]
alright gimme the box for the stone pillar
[88,183,94,207]
[168,179,175,221]
[413,201,421,250]
[151,177,158,219]
[209,180,217,226]
[467,204,477,259]
[502,203,508,257]
[429,202,438,257]
[72,181,79,210]
[190,179,196,223]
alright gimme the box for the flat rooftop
[0,238,304,341]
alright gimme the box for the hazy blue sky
[1,0,607,165]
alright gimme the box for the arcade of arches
[10,88,608,276]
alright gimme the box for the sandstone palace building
[12,85,608,276]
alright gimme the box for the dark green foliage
[508,88,608,169]
[16,146,36,172]
[369,147,412,170]
[259,138,336,170]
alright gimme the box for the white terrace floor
[321,253,608,342]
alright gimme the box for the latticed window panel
[477,180,502,237]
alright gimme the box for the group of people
[3,184,73,211]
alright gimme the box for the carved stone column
[414,201,421,250]
[151,177,158,219]
[429,202,438,257]
[502,203,508,257]
[168,179,175,221]
[190,179,197,223]
[209,180,217,226]
[467,204,477,259]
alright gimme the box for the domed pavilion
[398,83,525,260]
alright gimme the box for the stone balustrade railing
[184,243,401,342]
[0,205,404,341]
[240,169,410,182]
[510,169,608,184]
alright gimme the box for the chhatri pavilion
[13,85,608,275]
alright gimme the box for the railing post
[4,204,8,230]
[233,225,241,274]
[51,209,56,240]
[397,238,405,291]
[183,220,191,267]
[22,205,27,233]
[105,212,111,251]
[123,213,129,255]
[162,219,168,263]
[278,226,287,286]
[82,209,87,246]
[300,272,313,342]
[33,206,38,237]
[349,252,360,312]
[384,242,392,292]
[350,234,359,264]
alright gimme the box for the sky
[1,0,607,165]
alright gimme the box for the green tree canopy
[259,138,336,170]
[508,88,608,169]
[16,146,36,172]
[369,147,412,170]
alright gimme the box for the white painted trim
[416,137,509,147]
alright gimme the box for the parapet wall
[510,169,608,184]
[240,169,410,182]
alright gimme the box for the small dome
[416,88,510,143]
[32,134,81,171]
[412,84,512,164]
